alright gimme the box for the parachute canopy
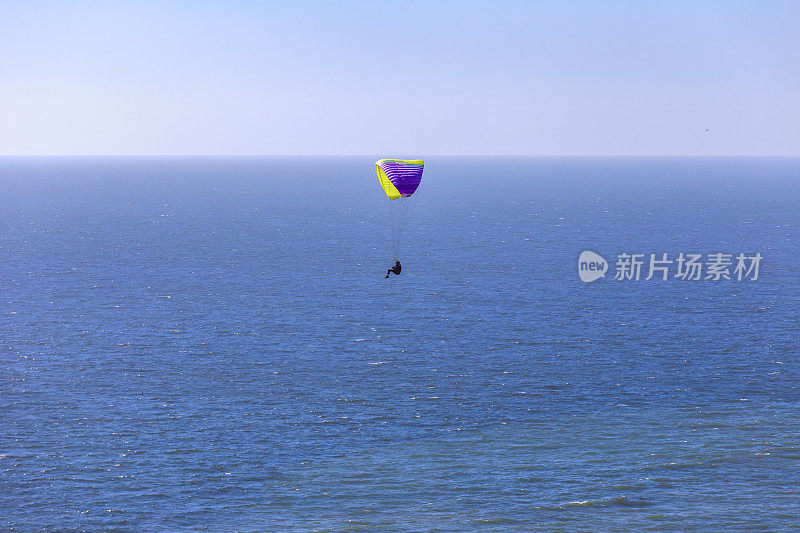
[375,159,424,200]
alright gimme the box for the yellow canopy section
[376,161,402,200]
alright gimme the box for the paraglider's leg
[385,269,393,278]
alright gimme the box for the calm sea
[2,157,799,531]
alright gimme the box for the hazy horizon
[1,1,798,157]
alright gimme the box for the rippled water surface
[2,157,800,531]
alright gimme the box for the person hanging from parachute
[385,260,401,278]
[375,159,424,278]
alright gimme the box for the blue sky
[1,1,798,155]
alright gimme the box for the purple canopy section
[379,159,424,197]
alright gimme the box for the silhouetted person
[385,260,401,278]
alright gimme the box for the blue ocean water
[1,156,799,531]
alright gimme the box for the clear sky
[1,1,798,155]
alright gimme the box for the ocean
[2,156,799,531]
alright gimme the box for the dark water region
[1,156,799,531]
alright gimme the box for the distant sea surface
[2,156,800,531]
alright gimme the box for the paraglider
[385,260,402,278]
[375,159,423,277]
